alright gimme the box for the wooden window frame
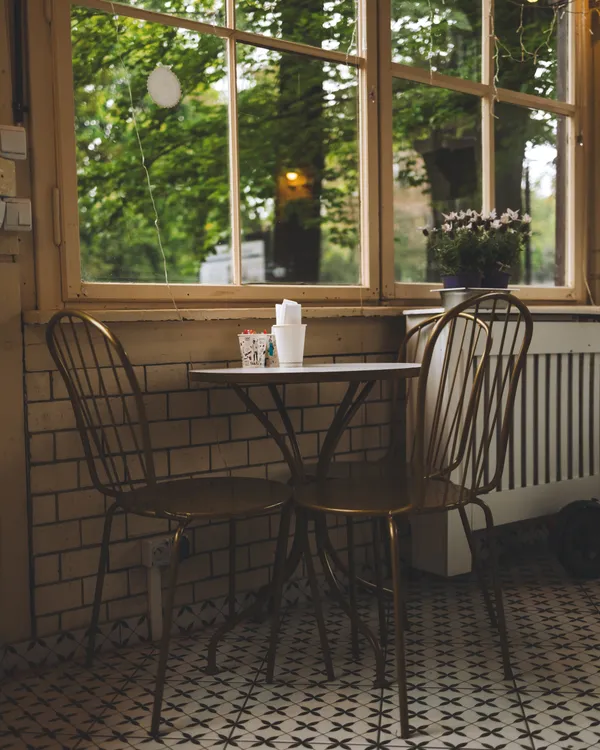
[27,0,590,311]
[378,0,590,304]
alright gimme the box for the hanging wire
[109,2,183,322]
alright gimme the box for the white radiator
[406,310,600,576]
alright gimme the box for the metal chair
[270,292,533,739]
[46,310,292,737]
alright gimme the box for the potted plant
[480,209,531,287]
[422,208,531,289]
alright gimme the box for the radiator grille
[492,352,600,491]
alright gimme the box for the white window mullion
[227,1,242,286]
[358,0,380,293]
[378,0,394,298]
[482,96,495,214]
[481,0,494,214]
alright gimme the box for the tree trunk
[418,136,480,281]
[494,103,529,283]
[272,0,325,283]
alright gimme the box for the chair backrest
[46,310,156,496]
[406,292,533,509]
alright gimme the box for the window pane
[72,7,231,284]
[495,3,568,100]
[391,0,481,81]
[495,103,567,286]
[237,44,360,284]
[104,0,224,26]
[392,79,482,282]
[236,0,357,53]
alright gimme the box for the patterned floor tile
[378,686,532,749]
[264,631,382,687]
[227,743,380,750]
[76,736,226,749]
[383,638,510,692]
[88,680,252,741]
[506,607,600,651]
[512,644,600,692]
[129,638,265,685]
[229,683,381,746]
[0,654,138,741]
[3,550,600,749]
[0,734,86,750]
[520,691,600,749]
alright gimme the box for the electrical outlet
[142,534,191,568]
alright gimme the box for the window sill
[23,301,597,325]
[23,305,411,325]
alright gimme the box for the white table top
[189,361,421,385]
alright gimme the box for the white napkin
[275,299,302,325]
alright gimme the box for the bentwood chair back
[47,310,156,496]
[405,292,533,512]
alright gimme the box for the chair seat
[294,468,467,516]
[118,476,291,521]
[303,459,394,480]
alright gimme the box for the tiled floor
[3,549,600,749]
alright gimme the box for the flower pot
[441,272,482,289]
[482,270,511,289]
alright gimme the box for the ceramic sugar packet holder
[238,330,278,368]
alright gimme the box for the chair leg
[388,515,410,740]
[458,505,497,630]
[372,519,388,648]
[151,521,188,738]
[346,517,360,659]
[473,498,513,681]
[86,503,118,668]
[302,514,335,681]
[228,519,236,620]
[315,516,386,687]
[266,503,293,683]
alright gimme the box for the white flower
[457,210,466,220]
[442,222,452,232]
[490,219,502,230]
[482,209,497,220]
[522,213,532,224]
[506,208,519,220]
[442,211,457,221]
[500,213,511,224]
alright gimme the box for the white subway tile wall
[23,319,403,639]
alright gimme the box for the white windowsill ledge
[24,304,599,325]
[23,305,409,325]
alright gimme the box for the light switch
[0,125,27,160]
[0,157,17,197]
[3,198,32,231]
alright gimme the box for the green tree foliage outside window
[71,0,569,288]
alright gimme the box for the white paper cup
[272,324,306,367]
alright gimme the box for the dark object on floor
[552,499,600,579]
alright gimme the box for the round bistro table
[189,361,421,682]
